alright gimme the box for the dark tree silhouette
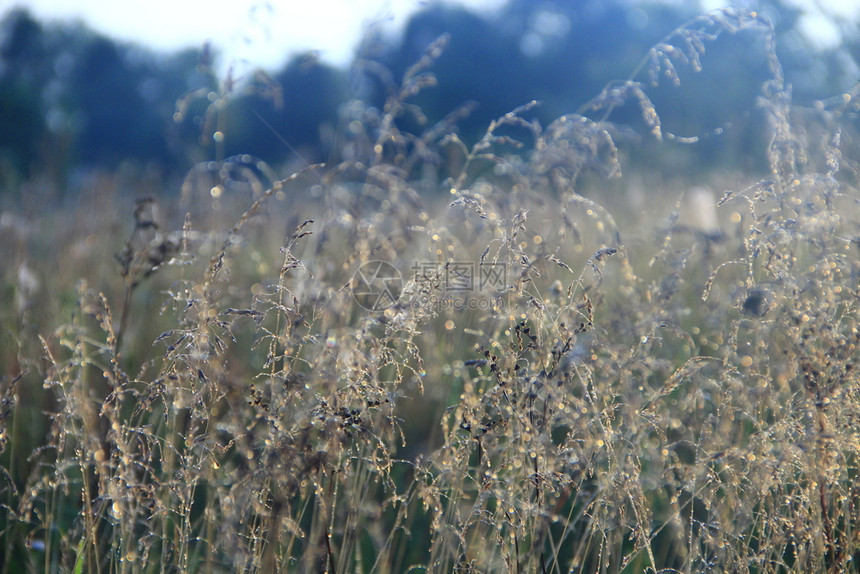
[0,0,858,189]
[0,9,48,179]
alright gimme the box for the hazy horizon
[2,0,856,75]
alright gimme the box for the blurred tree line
[0,0,857,192]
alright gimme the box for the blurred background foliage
[0,0,858,195]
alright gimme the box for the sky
[1,0,504,71]
[2,0,857,73]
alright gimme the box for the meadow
[1,7,859,573]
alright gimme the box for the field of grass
[1,8,859,573]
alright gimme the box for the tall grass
[1,7,859,573]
